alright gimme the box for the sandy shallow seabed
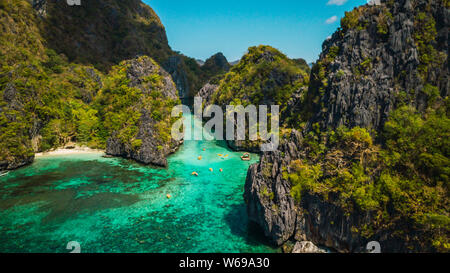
[35,147,105,157]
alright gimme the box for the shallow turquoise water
[0,116,278,253]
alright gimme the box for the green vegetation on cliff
[206,45,310,151]
[285,101,449,251]
[211,45,309,108]
[0,1,181,169]
[95,56,180,150]
[0,1,103,166]
[281,1,449,251]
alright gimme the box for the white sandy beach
[35,146,105,157]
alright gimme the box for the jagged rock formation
[0,0,185,170]
[105,57,182,167]
[245,130,303,245]
[245,0,449,253]
[204,46,310,152]
[302,0,448,131]
[0,83,34,170]
[197,83,219,106]
[245,128,427,252]
[28,0,217,102]
[163,53,232,101]
[292,241,327,253]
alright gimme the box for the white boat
[0,171,9,177]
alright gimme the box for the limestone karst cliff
[0,0,193,170]
[245,0,449,253]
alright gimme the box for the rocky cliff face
[244,130,303,245]
[32,0,214,103]
[245,0,449,253]
[163,56,191,100]
[245,129,430,252]
[41,0,171,70]
[0,83,34,171]
[303,0,448,131]
[1,1,185,170]
[197,83,219,106]
[105,56,182,167]
[203,46,310,152]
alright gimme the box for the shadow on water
[224,203,277,249]
[214,140,232,151]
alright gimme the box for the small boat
[0,171,9,177]
[209,168,213,172]
[241,153,251,161]
[219,168,223,172]
[218,154,223,157]
[198,156,202,160]
[166,194,172,199]
[191,172,199,176]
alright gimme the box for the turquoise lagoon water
[0,116,278,253]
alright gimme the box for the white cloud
[325,15,338,24]
[327,0,348,6]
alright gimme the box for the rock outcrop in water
[104,56,182,167]
[244,130,303,245]
[0,0,190,170]
[245,0,449,253]
[245,128,431,252]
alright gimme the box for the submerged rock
[292,241,326,254]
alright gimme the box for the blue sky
[144,0,368,63]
